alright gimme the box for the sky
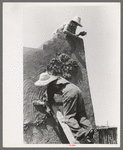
[23,3,120,127]
[3,3,120,146]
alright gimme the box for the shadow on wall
[23,32,95,144]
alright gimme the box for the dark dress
[46,77,93,140]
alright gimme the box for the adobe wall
[23,33,96,143]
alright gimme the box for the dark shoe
[79,129,94,143]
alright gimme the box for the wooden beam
[52,105,80,144]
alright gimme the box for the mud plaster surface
[23,33,96,144]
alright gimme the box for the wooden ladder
[51,104,80,144]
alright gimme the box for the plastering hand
[32,100,45,106]
[78,31,87,36]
